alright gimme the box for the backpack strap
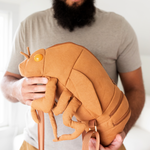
[82,120,100,150]
[37,110,44,150]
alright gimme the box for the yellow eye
[34,54,43,62]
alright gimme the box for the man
[0,0,145,150]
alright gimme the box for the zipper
[113,107,131,126]
[109,92,123,117]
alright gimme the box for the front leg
[31,77,57,121]
[31,107,39,123]
[49,111,58,141]
[52,88,72,116]
[54,97,86,141]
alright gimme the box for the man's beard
[53,0,96,32]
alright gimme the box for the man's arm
[119,67,145,134]
[1,71,22,102]
[1,71,48,105]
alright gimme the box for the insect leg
[48,111,58,141]
[31,77,57,113]
[31,107,39,123]
[55,97,86,141]
[52,89,72,116]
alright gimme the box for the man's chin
[53,0,96,31]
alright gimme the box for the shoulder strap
[82,120,100,150]
[37,110,45,150]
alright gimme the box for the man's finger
[89,138,101,150]
[108,134,123,150]
[25,77,48,85]
[25,85,46,93]
[89,138,96,150]
[120,131,126,140]
[25,93,45,100]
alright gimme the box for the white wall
[0,2,20,150]
[0,2,19,41]
[19,0,51,21]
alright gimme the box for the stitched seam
[67,78,80,99]
[69,78,94,117]
[69,69,102,117]
[72,69,101,110]
[65,49,83,86]
[43,50,46,76]
[103,86,116,113]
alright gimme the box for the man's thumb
[111,134,123,149]
[89,138,96,150]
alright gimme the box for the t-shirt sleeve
[7,22,25,75]
[117,18,141,73]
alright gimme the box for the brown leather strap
[82,120,100,150]
[38,110,45,150]
[82,131,100,150]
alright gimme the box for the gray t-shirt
[7,8,141,150]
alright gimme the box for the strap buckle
[89,120,97,132]
[89,126,97,132]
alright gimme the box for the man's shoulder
[21,8,53,26]
[95,7,126,25]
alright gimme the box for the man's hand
[89,131,125,150]
[13,77,48,106]
[0,71,48,106]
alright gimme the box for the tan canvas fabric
[7,8,141,150]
